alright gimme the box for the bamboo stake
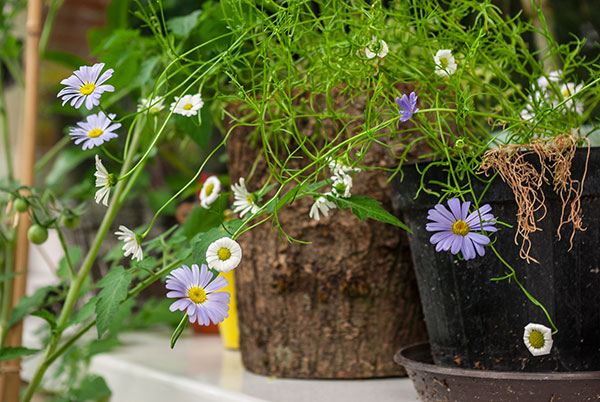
[0,1,43,401]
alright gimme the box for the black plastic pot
[389,147,600,372]
[395,343,600,402]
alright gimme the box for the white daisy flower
[170,94,204,117]
[206,237,242,273]
[138,96,165,114]
[115,225,143,262]
[231,177,260,218]
[328,158,360,177]
[309,194,336,221]
[69,112,121,150]
[523,323,553,356]
[434,49,457,77]
[331,174,353,198]
[559,82,584,114]
[199,176,221,209]
[94,155,116,206]
[365,39,389,59]
[57,63,115,110]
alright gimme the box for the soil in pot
[390,146,600,372]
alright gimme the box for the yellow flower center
[88,129,103,138]
[246,195,254,205]
[440,57,449,68]
[217,247,231,261]
[452,220,470,236]
[150,106,160,114]
[563,89,571,97]
[183,103,193,110]
[205,183,214,196]
[187,286,207,304]
[80,83,96,95]
[529,329,545,349]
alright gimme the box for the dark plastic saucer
[394,343,600,402]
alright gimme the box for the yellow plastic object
[218,270,239,350]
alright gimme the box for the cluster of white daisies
[520,70,584,120]
[308,158,360,222]
[56,63,241,281]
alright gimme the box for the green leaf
[133,55,161,87]
[0,271,23,283]
[331,195,412,232]
[147,189,176,216]
[95,267,132,338]
[70,374,112,401]
[167,10,203,38]
[170,314,188,349]
[106,0,132,30]
[0,347,40,361]
[8,285,55,327]
[176,107,213,150]
[180,194,228,240]
[189,219,243,261]
[31,309,57,331]
[57,246,82,280]
[69,297,97,326]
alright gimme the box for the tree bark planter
[395,343,600,402]
[225,98,427,378]
[389,147,600,372]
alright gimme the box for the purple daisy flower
[426,198,497,260]
[166,264,231,325]
[57,63,115,110]
[396,91,420,122]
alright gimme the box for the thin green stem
[34,136,70,173]
[0,67,13,180]
[0,235,16,346]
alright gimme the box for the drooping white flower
[434,49,457,77]
[523,323,553,356]
[309,194,337,221]
[94,155,115,207]
[57,63,115,110]
[138,96,165,114]
[536,70,562,89]
[69,112,121,150]
[206,237,242,273]
[170,94,204,117]
[559,82,584,114]
[115,225,143,262]
[365,39,389,59]
[199,176,221,209]
[328,158,360,177]
[231,178,260,218]
[331,174,353,198]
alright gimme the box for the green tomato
[28,225,48,245]
[60,214,80,230]
[14,198,29,213]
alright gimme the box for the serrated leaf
[167,10,203,38]
[31,309,57,330]
[332,195,412,233]
[95,267,132,338]
[0,347,40,361]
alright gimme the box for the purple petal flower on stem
[425,198,497,260]
[57,63,115,110]
[166,264,231,325]
[396,92,420,122]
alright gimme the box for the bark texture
[226,88,427,378]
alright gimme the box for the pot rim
[394,343,600,381]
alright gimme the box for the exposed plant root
[480,134,589,264]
